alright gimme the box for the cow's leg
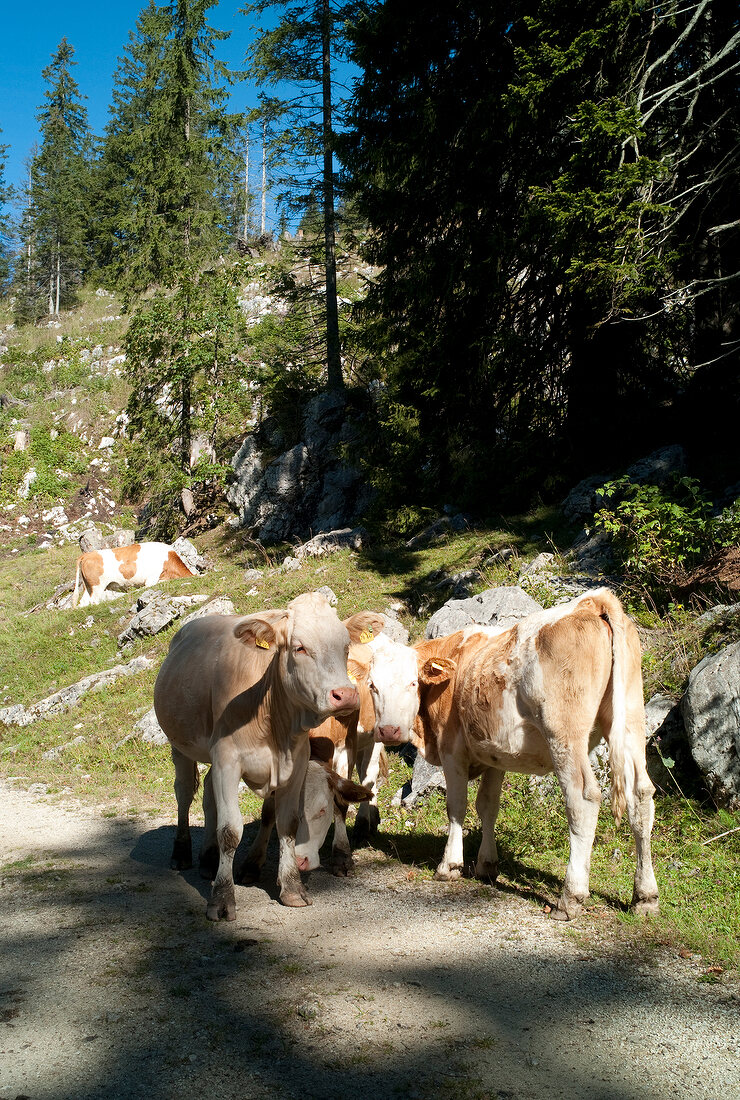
[170,748,197,870]
[206,751,243,922]
[199,768,219,880]
[274,748,312,907]
[237,794,275,884]
[331,803,353,876]
[624,751,659,915]
[354,742,383,840]
[435,753,469,881]
[551,746,602,921]
[474,766,504,881]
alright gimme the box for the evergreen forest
[0,0,738,529]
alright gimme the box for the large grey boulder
[117,591,209,648]
[561,444,688,524]
[0,656,153,728]
[682,642,740,810]
[227,393,373,544]
[425,586,542,639]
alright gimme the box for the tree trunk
[261,121,267,235]
[322,0,343,392]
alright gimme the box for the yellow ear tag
[360,630,374,644]
[430,661,445,673]
[255,638,270,650]
[347,670,357,685]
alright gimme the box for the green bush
[595,476,740,597]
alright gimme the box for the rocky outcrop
[0,656,153,728]
[227,392,373,544]
[682,642,740,810]
[425,586,542,639]
[561,444,688,524]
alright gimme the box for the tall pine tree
[16,39,91,322]
[0,128,10,294]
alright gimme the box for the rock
[79,527,104,553]
[435,569,482,598]
[568,528,615,576]
[282,556,301,572]
[406,517,451,550]
[561,475,609,524]
[42,735,87,761]
[644,693,696,795]
[0,656,153,728]
[561,445,687,524]
[18,468,37,498]
[117,592,208,647]
[13,430,29,452]
[98,436,115,450]
[181,596,236,623]
[133,707,168,746]
[41,506,68,528]
[172,536,206,573]
[294,527,366,559]
[519,552,555,578]
[392,754,446,807]
[314,586,338,606]
[682,642,740,810]
[242,569,264,584]
[104,529,136,549]
[425,586,542,639]
[380,608,409,645]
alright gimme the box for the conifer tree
[244,0,355,391]
[16,39,91,321]
[0,130,10,294]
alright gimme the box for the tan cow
[71,542,195,607]
[368,589,659,921]
[153,592,384,920]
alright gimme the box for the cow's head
[369,636,459,746]
[366,634,421,745]
[233,595,384,727]
[294,758,372,871]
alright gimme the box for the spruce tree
[0,129,10,294]
[16,39,91,322]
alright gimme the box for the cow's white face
[367,634,420,744]
[294,762,337,870]
[295,761,373,870]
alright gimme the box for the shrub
[595,476,740,598]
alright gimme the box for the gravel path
[1,781,738,1100]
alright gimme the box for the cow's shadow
[130,819,287,903]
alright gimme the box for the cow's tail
[71,555,83,608]
[601,592,628,828]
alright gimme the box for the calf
[72,542,195,607]
[295,640,388,874]
[368,589,659,920]
[154,592,383,920]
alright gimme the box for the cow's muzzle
[375,724,403,744]
[328,686,359,714]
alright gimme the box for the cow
[71,542,195,607]
[367,588,659,921]
[294,639,389,875]
[153,592,384,921]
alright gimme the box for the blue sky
[0,1,269,205]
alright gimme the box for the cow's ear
[327,771,373,807]
[309,735,335,765]
[234,610,289,650]
[347,653,370,686]
[343,611,385,645]
[419,656,456,686]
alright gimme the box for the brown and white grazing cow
[71,542,195,607]
[153,592,383,921]
[294,639,388,874]
[368,589,659,921]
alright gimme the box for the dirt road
[1,781,738,1100]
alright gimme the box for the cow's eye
[369,681,378,694]
[410,680,418,689]
[294,644,307,655]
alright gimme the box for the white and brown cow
[153,592,383,921]
[294,639,388,875]
[71,542,195,607]
[368,588,659,921]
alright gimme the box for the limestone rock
[682,642,740,810]
[425,586,542,640]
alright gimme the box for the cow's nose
[376,725,402,743]
[329,686,359,711]
[295,854,310,872]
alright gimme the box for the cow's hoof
[551,891,583,921]
[235,861,261,885]
[206,884,236,922]
[280,890,312,908]
[170,838,192,871]
[434,866,462,882]
[331,851,354,877]
[354,806,380,841]
[475,860,499,883]
[199,846,219,881]
[632,893,659,916]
